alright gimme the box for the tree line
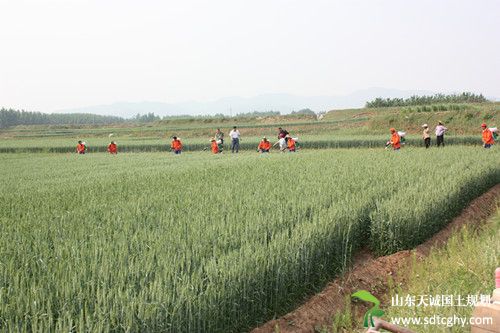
[0,108,319,129]
[0,108,126,128]
[365,92,488,108]
[0,109,170,128]
[0,108,322,128]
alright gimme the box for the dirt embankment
[252,184,500,333]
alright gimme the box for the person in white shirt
[229,126,241,153]
[435,121,447,147]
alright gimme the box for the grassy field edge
[325,206,500,333]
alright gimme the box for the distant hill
[53,87,437,118]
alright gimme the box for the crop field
[0,134,486,153]
[0,147,498,332]
[2,102,497,154]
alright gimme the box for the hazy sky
[1,0,499,112]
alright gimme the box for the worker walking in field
[215,128,224,153]
[229,126,241,153]
[171,136,183,154]
[107,141,117,154]
[210,138,220,154]
[257,137,271,153]
[481,123,495,148]
[76,140,86,154]
[387,128,401,150]
[435,121,447,147]
[287,135,296,152]
[422,124,431,148]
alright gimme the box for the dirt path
[252,184,500,333]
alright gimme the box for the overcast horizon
[1,0,499,113]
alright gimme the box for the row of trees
[0,109,171,128]
[365,92,488,108]
[132,112,161,122]
[234,110,281,118]
[0,108,319,129]
[160,109,315,120]
[235,109,316,118]
[0,108,126,128]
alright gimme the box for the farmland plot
[0,147,498,332]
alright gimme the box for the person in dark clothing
[278,127,289,142]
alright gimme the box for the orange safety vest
[258,140,271,150]
[391,132,401,149]
[171,139,183,151]
[482,129,494,145]
[211,141,219,153]
[108,143,117,154]
[76,144,85,153]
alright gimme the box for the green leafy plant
[352,290,385,327]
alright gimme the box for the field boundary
[251,184,500,333]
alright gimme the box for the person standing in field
[274,128,288,152]
[388,128,401,150]
[107,141,117,154]
[257,137,271,153]
[287,135,296,152]
[435,121,447,147]
[76,141,86,154]
[210,138,220,154]
[422,124,431,148]
[229,126,240,153]
[481,123,494,148]
[278,127,290,148]
[215,128,224,153]
[278,127,289,141]
[171,136,183,154]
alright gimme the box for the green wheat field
[1,147,498,332]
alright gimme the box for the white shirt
[279,138,286,150]
[229,129,240,139]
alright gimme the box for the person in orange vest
[481,123,494,148]
[76,140,86,154]
[258,137,271,153]
[171,136,183,154]
[210,138,220,154]
[107,141,117,154]
[287,135,296,152]
[388,128,401,150]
